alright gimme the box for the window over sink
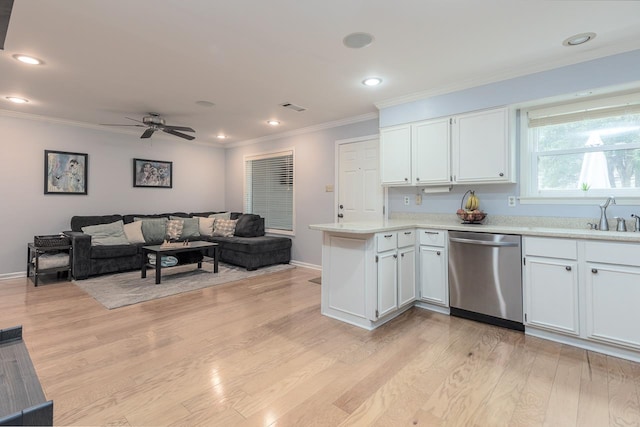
[520,90,640,204]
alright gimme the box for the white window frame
[519,90,640,205]
[243,149,295,235]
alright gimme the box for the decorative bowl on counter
[456,210,487,224]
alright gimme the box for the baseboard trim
[290,260,321,270]
[0,271,26,281]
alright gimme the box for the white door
[338,138,383,222]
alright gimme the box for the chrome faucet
[598,196,616,231]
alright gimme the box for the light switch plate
[416,194,422,205]
[325,184,334,192]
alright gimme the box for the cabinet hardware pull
[423,231,439,235]
[401,253,404,257]
[384,234,393,238]
[337,213,344,218]
[404,177,408,182]
[436,251,441,255]
[404,231,412,235]
[393,254,398,258]
[565,266,571,271]
[592,268,598,274]
[416,177,420,181]
[339,204,343,209]
[499,172,504,177]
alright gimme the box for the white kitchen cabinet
[380,107,513,187]
[452,107,514,183]
[523,237,579,336]
[380,125,412,185]
[398,242,416,308]
[376,229,416,317]
[418,229,448,307]
[377,250,398,318]
[584,241,640,350]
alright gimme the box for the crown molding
[224,112,379,149]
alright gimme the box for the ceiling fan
[101,113,196,140]
[0,0,14,50]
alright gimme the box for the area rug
[73,262,295,309]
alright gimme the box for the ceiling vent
[280,102,307,112]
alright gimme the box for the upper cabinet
[380,107,515,186]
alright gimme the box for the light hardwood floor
[2,267,640,426]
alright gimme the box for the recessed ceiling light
[362,77,383,87]
[562,32,596,47]
[267,120,280,126]
[6,96,29,104]
[343,32,374,49]
[216,134,227,139]
[12,54,43,65]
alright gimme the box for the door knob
[339,204,344,209]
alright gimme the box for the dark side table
[27,243,73,286]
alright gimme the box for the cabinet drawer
[377,232,397,252]
[397,229,416,248]
[585,241,640,267]
[524,237,577,260]
[419,229,445,247]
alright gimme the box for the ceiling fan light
[6,96,29,104]
[13,54,43,65]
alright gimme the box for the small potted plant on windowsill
[580,182,590,196]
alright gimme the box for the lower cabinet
[375,229,416,319]
[377,250,398,318]
[524,256,579,335]
[398,246,416,307]
[418,229,448,307]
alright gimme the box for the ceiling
[1,1,640,147]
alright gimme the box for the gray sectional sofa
[65,211,292,279]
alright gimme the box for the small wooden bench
[0,326,53,426]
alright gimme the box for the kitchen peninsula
[309,214,640,362]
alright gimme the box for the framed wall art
[44,150,88,195]
[133,158,173,188]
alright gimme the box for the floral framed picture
[44,150,88,195]
[133,158,173,188]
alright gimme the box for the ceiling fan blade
[0,0,13,50]
[163,128,195,140]
[100,123,145,127]
[125,117,145,124]
[162,125,195,132]
[140,128,155,139]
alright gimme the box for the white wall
[224,119,379,268]
[0,114,226,276]
[381,49,640,220]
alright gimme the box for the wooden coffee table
[141,241,219,284]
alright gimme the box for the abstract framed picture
[44,150,88,195]
[133,158,173,188]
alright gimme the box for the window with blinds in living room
[244,150,294,234]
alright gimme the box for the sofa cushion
[71,215,123,232]
[90,244,140,259]
[171,216,200,239]
[234,214,265,237]
[82,220,130,246]
[134,217,168,244]
[166,219,184,240]
[213,219,237,237]
[123,220,146,244]
[209,212,231,220]
[198,217,215,237]
[123,213,168,224]
[208,235,291,254]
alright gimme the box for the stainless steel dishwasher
[448,231,523,331]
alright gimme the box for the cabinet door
[452,107,512,183]
[398,247,416,307]
[585,263,640,350]
[419,246,448,306]
[524,257,579,335]
[380,125,412,185]
[377,251,398,318]
[413,118,450,185]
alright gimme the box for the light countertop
[309,215,640,243]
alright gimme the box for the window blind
[527,91,640,127]
[244,151,294,231]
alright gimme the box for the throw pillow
[209,212,231,220]
[123,220,146,244]
[213,218,238,237]
[166,219,184,240]
[234,214,265,237]
[198,217,215,237]
[82,220,130,246]
[171,216,200,239]
[134,217,168,244]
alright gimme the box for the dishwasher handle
[449,237,519,247]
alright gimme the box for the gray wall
[225,119,379,268]
[382,49,640,220]
[0,114,226,277]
